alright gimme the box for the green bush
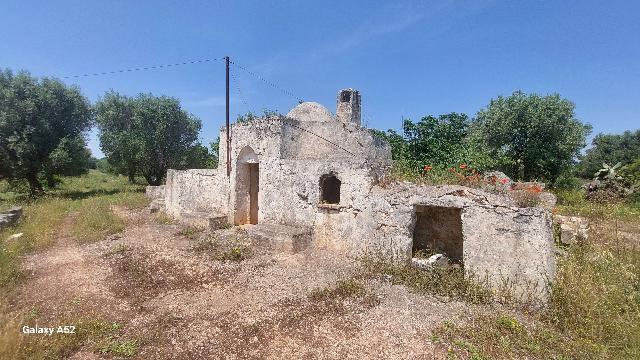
[553,172,583,190]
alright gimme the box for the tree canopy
[95,91,214,185]
[372,113,493,170]
[471,91,592,183]
[0,69,92,194]
[576,129,640,178]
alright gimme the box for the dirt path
[13,207,474,359]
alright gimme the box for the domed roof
[286,102,334,122]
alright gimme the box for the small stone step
[179,211,228,229]
[179,211,211,228]
[209,215,230,230]
[245,224,313,253]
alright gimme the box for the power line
[229,59,304,104]
[61,57,222,79]
[230,66,249,111]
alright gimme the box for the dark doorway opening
[412,205,463,262]
[320,174,341,204]
[234,146,259,225]
[249,163,259,224]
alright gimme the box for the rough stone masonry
[154,88,556,302]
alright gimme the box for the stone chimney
[336,88,361,126]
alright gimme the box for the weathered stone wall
[280,119,392,167]
[463,206,555,299]
[165,169,228,218]
[309,182,555,301]
[0,207,22,230]
[227,118,390,226]
[263,159,375,227]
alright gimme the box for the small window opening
[320,174,341,204]
[340,91,351,103]
[412,205,463,263]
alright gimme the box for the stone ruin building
[151,89,556,301]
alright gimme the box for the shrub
[585,178,632,204]
[553,172,583,190]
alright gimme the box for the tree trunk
[128,171,136,184]
[45,173,56,188]
[27,173,44,196]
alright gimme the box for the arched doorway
[234,146,259,225]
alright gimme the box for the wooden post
[225,56,231,178]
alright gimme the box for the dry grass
[191,232,252,262]
[0,199,70,291]
[510,189,541,207]
[0,171,148,292]
[360,257,493,305]
[1,314,135,360]
[309,279,367,301]
[176,226,203,239]
[432,313,590,359]
[0,301,23,359]
[0,171,148,359]
[70,193,149,244]
[154,211,174,225]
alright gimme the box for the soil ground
[12,206,476,359]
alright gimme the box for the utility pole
[225,56,231,178]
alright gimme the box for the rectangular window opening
[412,205,463,263]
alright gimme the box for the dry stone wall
[165,169,228,218]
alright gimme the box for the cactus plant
[593,162,622,181]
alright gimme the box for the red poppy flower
[423,165,433,171]
[459,164,467,169]
[500,178,509,184]
[530,185,543,193]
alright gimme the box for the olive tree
[471,91,592,183]
[95,91,212,185]
[0,69,92,194]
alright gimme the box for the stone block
[555,215,589,245]
[0,207,22,230]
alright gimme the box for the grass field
[0,170,149,293]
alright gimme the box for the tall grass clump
[555,188,640,220]
[547,242,640,357]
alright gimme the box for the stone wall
[463,205,555,300]
[165,169,228,218]
[280,119,392,167]
[308,182,555,301]
[0,207,22,230]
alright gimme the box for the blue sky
[1,0,638,157]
